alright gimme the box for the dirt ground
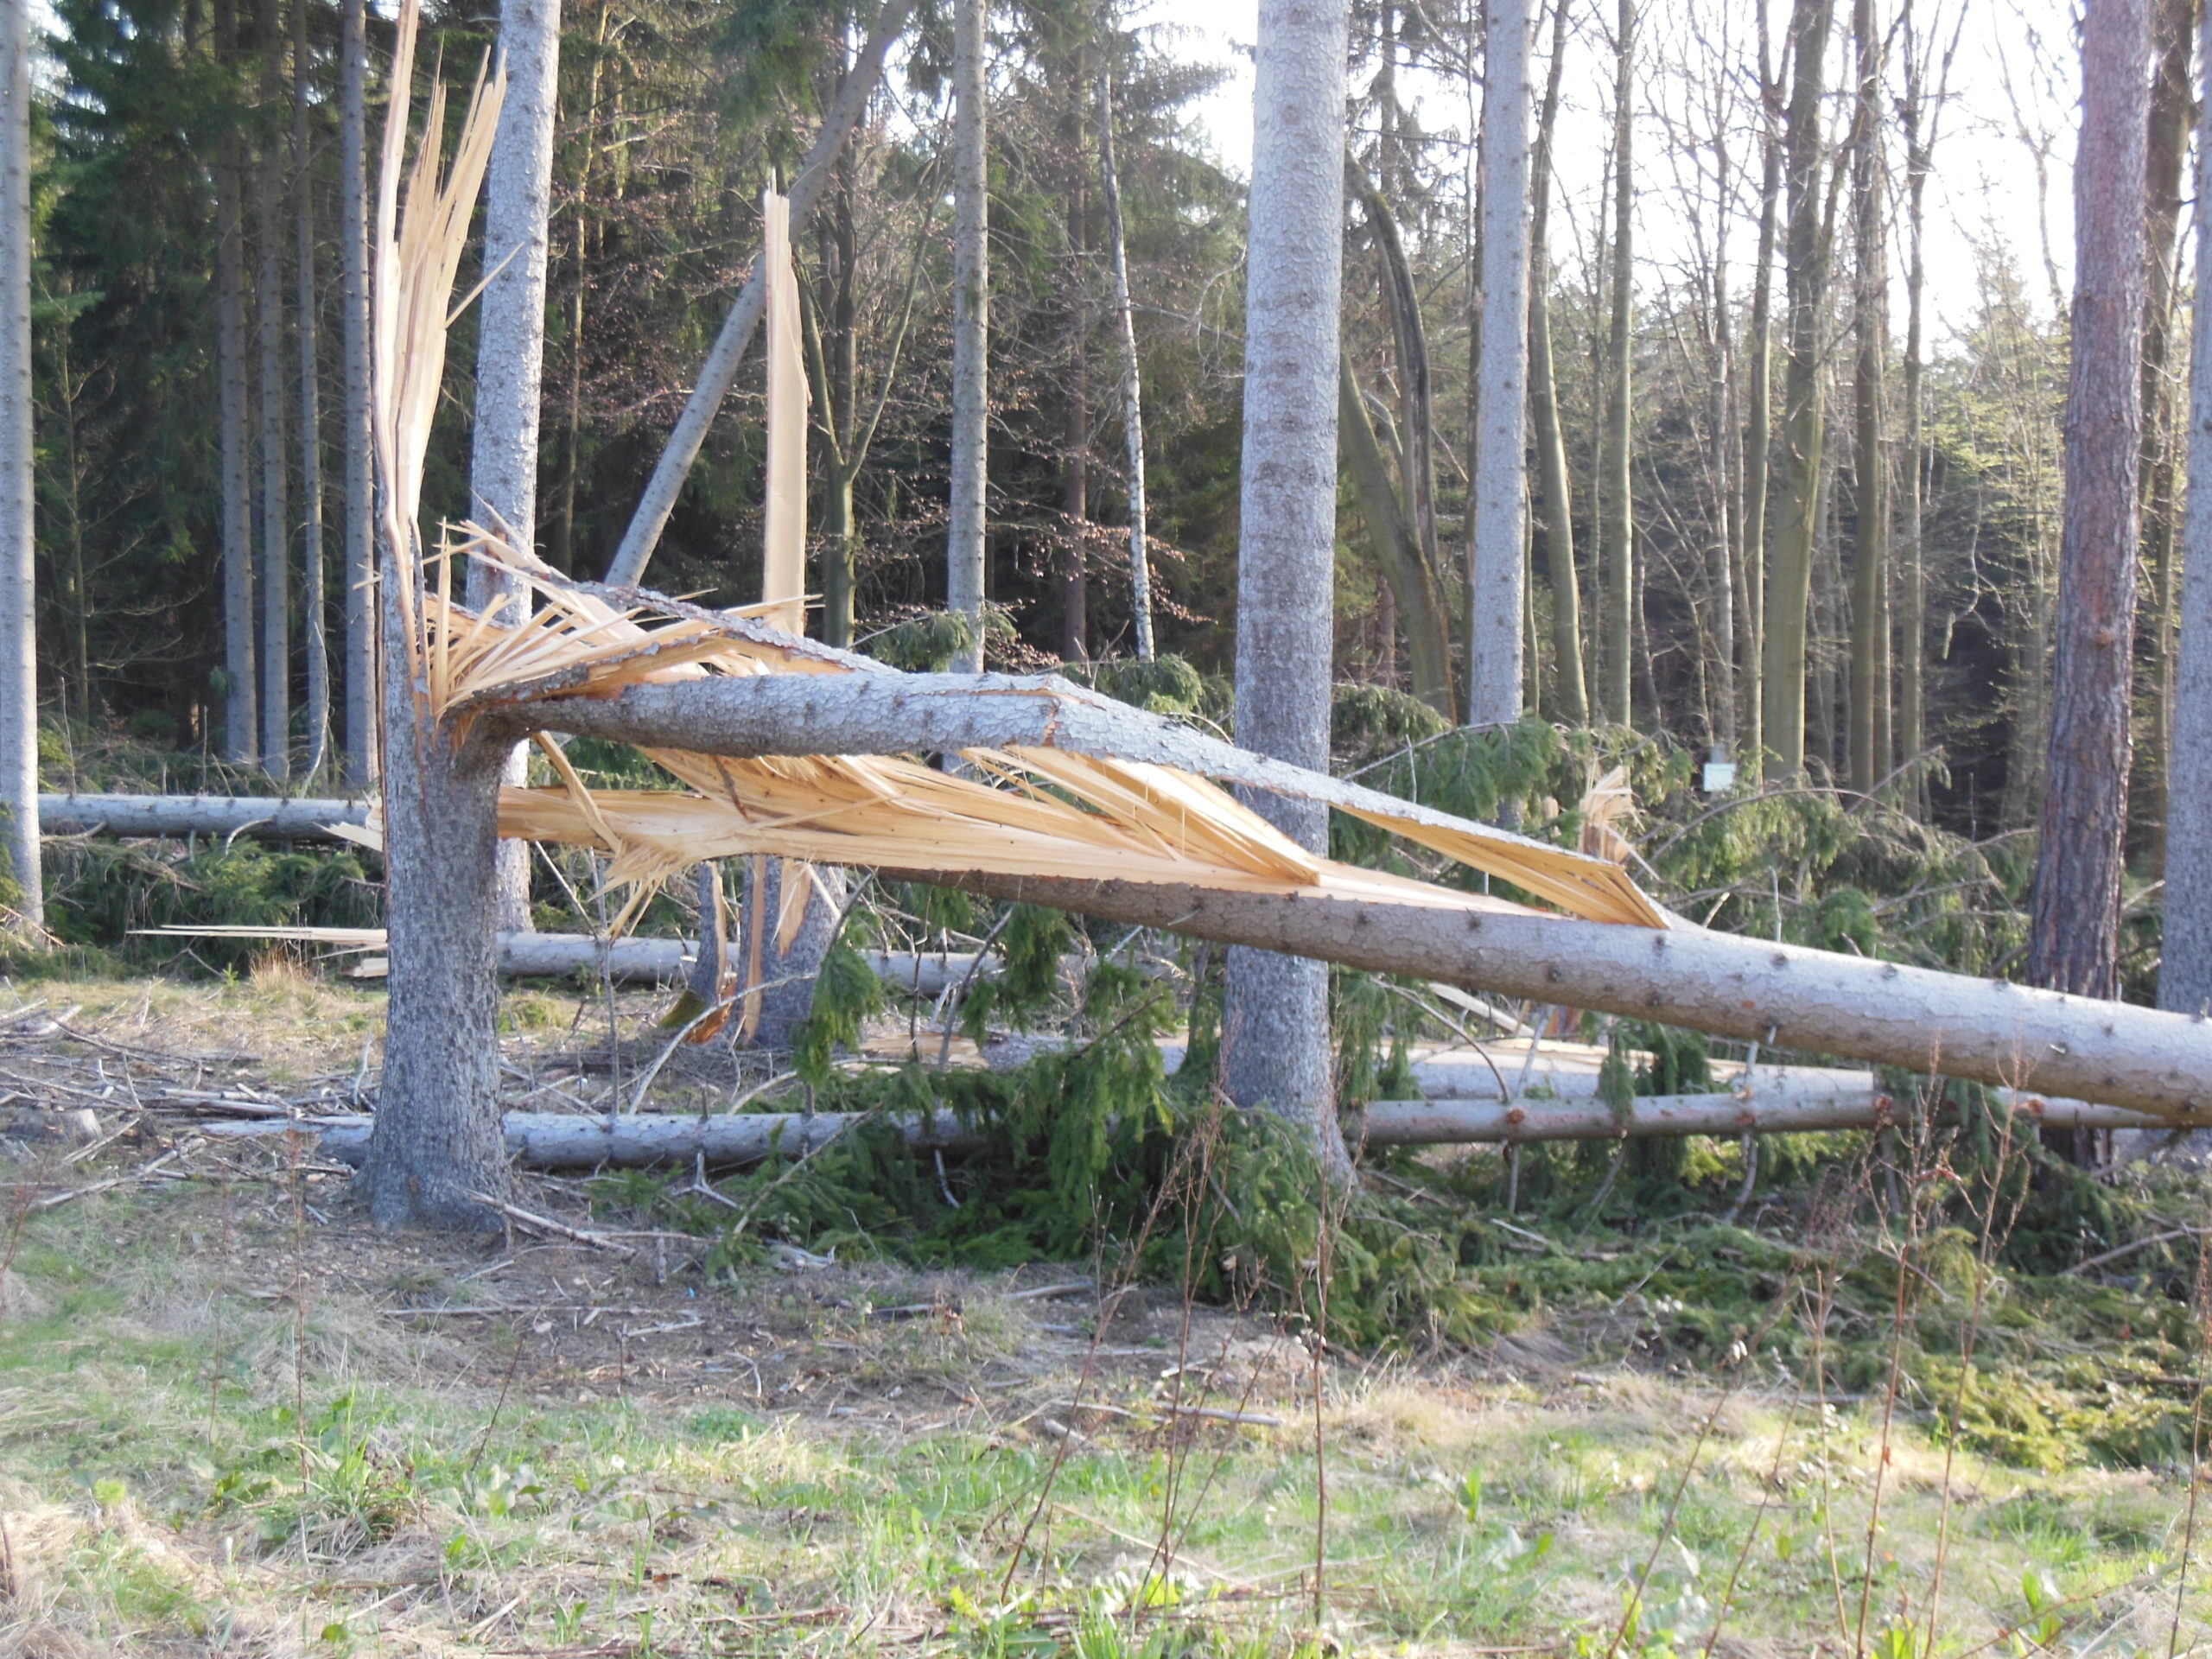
[3,969,2209,1657]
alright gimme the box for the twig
[466,1192,635,1257]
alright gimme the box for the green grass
[3,1168,2211,1657]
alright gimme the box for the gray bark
[339,0,375,786]
[1469,0,1529,728]
[294,0,328,778]
[218,1090,2173,1170]
[256,6,291,780]
[471,0,562,933]
[2163,0,2212,1016]
[40,793,370,837]
[736,855,846,1048]
[216,3,257,766]
[1223,0,1351,1177]
[0,0,37,930]
[1598,0,1635,727]
[944,0,989,672]
[601,0,914,589]
[875,865,2212,1122]
[1096,58,1153,662]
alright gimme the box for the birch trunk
[945,0,988,672]
[1096,60,1153,662]
[339,0,374,785]
[293,0,328,778]
[471,0,562,933]
[1597,0,1634,728]
[1219,0,1351,1178]
[1847,0,1887,797]
[216,0,257,767]
[0,0,38,931]
[256,0,291,781]
[2159,0,2212,1017]
[1468,0,1529,728]
[2028,0,2149,1016]
[1761,0,1835,778]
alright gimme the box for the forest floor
[0,968,2209,1656]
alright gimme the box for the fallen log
[41,794,371,839]
[875,871,2212,1123]
[189,1090,2163,1169]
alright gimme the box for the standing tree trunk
[2162,0,2212,1018]
[1598,0,1635,727]
[339,0,373,785]
[1060,35,1088,663]
[256,0,291,780]
[471,0,562,933]
[216,0,257,767]
[1761,0,1836,778]
[293,0,328,778]
[1096,57,1153,662]
[2140,0,2192,857]
[945,0,988,672]
[1706,167,1737,760]
[1468,0,1529,728]
[0,0,40,931]
[1223,0,1351,1179]
[1847,0,1888,797]
[1340,357,1454,712]
[1528,0,1585,726]
[2028,0,2149,1170]
[1740,0,1781,767]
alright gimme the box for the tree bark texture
[1740,1,1781,766]
[340,0,375,785]
[945,0,988,673]
[736,854,846,1049]
[1224,0,1351,1177]
[602,0,913,588]
[1761,0,1835,778]
[294,0,328,778]
[1096,60,1154,662]
[216,0,258,767]
[1469,0,1530,728]
[257,0,291,780]
[471,0,562,931]
[2029,0,2150,1007]
[1847,0,1888,797]
[2160,0,2212,1017]
[1528,0,1585,727]
[1598,0,1635,728]
[0,0,39,929]
[1060,52,1088,663]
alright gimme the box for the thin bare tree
[946,0,988,671]
[339,0,374,785]
[0,0,40,930]
[293,0,328,777]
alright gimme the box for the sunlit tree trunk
[339,0,374,785]
[1597,0,1635,727]
[1761,0,1836,778]
[946,0,988,671]
[1061,37,1088,662]
[1740,0,1780,767]
[2139,0,2191,859]
[2161,0,2212,1017]
[1097,57,1153,661]
[2028,0,2149,1169]
[471,0,562,932]
[293,0,327,778]
[1223,0,1351,1179]
[1528,0,1584,727]
[1469,0,1529,727]
[1847,0,1888,797]
[0,0,40,931]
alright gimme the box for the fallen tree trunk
[193,1089,2166,1168]
[41,794,371,838]
[874,870,2212,1123]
